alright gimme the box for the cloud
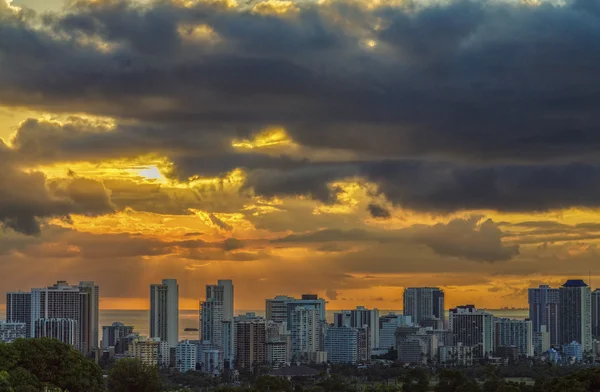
[325,288,338,300]
[367,203,390,219]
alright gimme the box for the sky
[1,0,600,311]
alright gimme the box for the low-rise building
[438,344,474,367]
[325,326,358,364]
[130,337,170,368]
[0,321,26,343]
[176,340,197,373]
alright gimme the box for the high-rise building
[0,321,26,343]
[200,298,223,347]
[325,326,359,364]
[205,280,235,365]
[235,320,267,369]
[130,336,171,368]
[35,318,79,347]
[559,280,592,351]
[266,321,290,368]
[495,318,533,357]
[349,306,380,351]
[78,281,100,351]
[150,279,179,348]
[592,289,600,339]
[266,296,294,324]
[102,322,134,354]
[379,313,412,350]
[289,306,321,359]
[438,343,474,366]
[562,341,583,362]
[176,340,197,373]
[528,284,560,346]
[333,311,351,328]
[286,295,327,324]
[6,291,31,338]
[533,325,550,357]
[449,305,495,358]
[403,287,445,327]
[30,281,97,354]
[217,280,234,322]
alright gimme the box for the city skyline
[3,0,600,312]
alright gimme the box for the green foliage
[0,338,104,392]
[107,358,164,392]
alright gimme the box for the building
[333,311,351,328]
[266,296,294,324]
[439,344,474,367]
[150,279,179,348]
[562,341,583,362]
[35,318,79,347]
[495,318,533,357]
[286,295,327,324]
[266,321,290,367]
[533,325,550,357]
[548,348,561,363]
[235,320,266,369]
[0,321,26,343]
[325,327,358,364]
[289,306,321,360]
[102,322,134,354]
[592,289,600,339]
[559,280,592,351]
[30,281,98,354]
[449,305,495,358]
[206,280,235,365]
[201,298,223,347]
[176,340,197,373]
[349,306,380,352]
[6,291,31,338]
[403,287,445,327]
[197,343,224,374]
[528,284,560,346]
[379,313,412,350]
[130,337,170,368]
[357,327,371,362]
[398,337,426,364]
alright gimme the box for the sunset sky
[1,0,600,311]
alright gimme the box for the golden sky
[1,0,600,311]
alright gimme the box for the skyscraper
[6,291,31,338]
[30,281,97,354]
[449,305,495,359]
[528,284,560,345]
[35,318,79,347]
[217,280,234,322]
[150,279,179,347]
[349,306,380,351]
[200,298,223,347]
[403,287,445,327]
[325,326,359,364]
[559,279,592,351]
[235,320,267,369]
[591,289,600,339]
[289,306,321,359]
[102,322,134,353]
[495,318,533,357]
[266,295,294,323]
[205,280,235,365]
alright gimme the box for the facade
[130,337,170,368]
[333,311,351,328]
[266,296,294,324]
[266,321,290,367]
[559,280,592,351]
[398,337,426,364]
[403,287,445,327]
[562,341,583,362]
[349,306,380,351]
[235,320,266,369]
[286,295,327,325]
[201,298,223,347]
[325,327,359,364]
[439,344,474,366]
[449,305,495,358]
[102,322,134,354]
[30,281,97,354]
[592,289,600,339]
[176,340,197,373]
[150,279,179,348]
[528,284,560,346]
[0,321,26,343]
[197,344,224,374]
[533,325,551,357]
[495,318,533,357]
[6,291,32,338]
[379,313,412,350]
[206,280,235,364]
[289,306,321,359]
[35,318,79,347]
[357,327,371,362]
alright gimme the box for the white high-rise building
[349,306,380,351]
[200,298,223,347]
[403,287,445,327]
[289,306,320,359]
[217,280,234,322]
[6,291,31,338]
[30,281,98,354]
[35,318,79,347]
[495,318,533,357]
[0,321,26,343]
[150,279,179,348]
[559,280,592,352]
[449,305,495,359]
[176,340,197,373]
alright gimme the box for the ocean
[100,308,530,340]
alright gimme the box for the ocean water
[99,308,530,340]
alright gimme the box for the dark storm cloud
[367,203,391,219]
[3,0,600,213]
[274,216,518,262]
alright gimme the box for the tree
[435,370,481,392]
[108,358,164,392]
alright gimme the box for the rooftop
[562,279,588,288]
